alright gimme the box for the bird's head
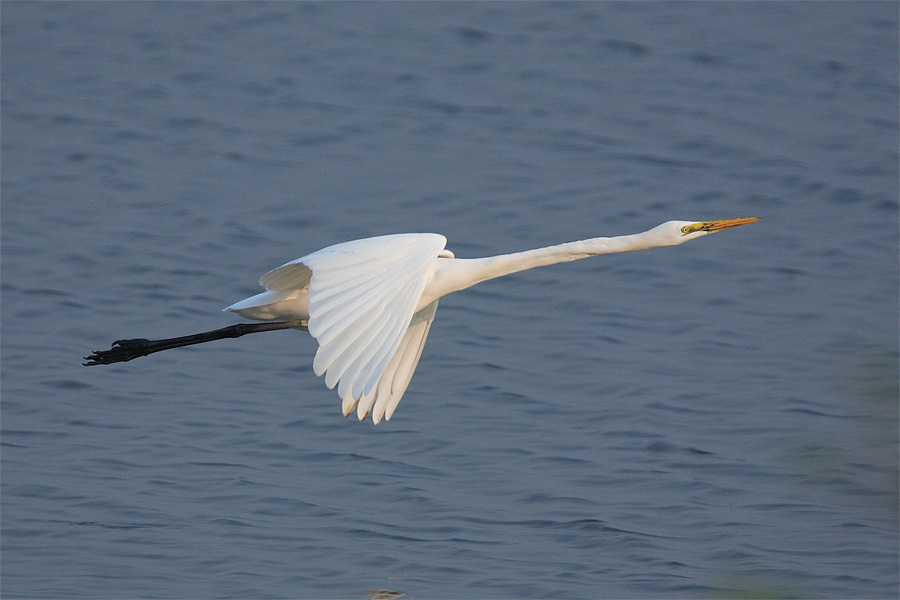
[652,217,760,246]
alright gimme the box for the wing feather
[332,275,428,397]
[356,300,438,423]
[298,233,446,413]
[258,261,312,291]
[328,306,401,393]
[310,273,398,344]
[369,300,439,424]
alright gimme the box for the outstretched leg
[84,320,308,366]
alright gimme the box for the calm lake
[2,2,898,598]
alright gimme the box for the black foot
[83,339,153,366]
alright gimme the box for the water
[2,2,897,598]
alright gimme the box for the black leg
[83,320,308,365]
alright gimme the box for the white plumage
[223,219,759,424]
[227,233,447,423]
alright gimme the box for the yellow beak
[682,217,760,235]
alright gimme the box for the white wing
[259,259,312,292]
[347,299,439,424]
[263,233,446,419]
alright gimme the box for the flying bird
[85,218,759,424]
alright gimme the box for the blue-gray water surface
[2,2,898,598]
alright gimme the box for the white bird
[86,218,759,424]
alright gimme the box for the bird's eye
[680,225,691,235]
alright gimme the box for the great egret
[85,218,759,424]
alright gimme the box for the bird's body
[86,218,758,423]
[217,218,758,424]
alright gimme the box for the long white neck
[420,227,677,309]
